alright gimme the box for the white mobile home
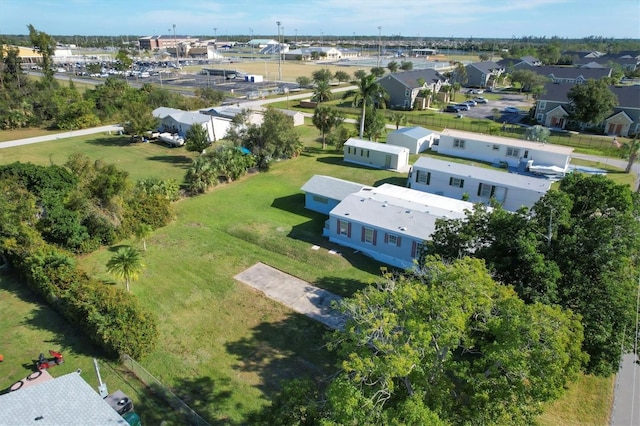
[408,156,552,212]
[387,126,436,154]
[152,107,230,142]
[434,129,573,173]
[325,184,476,269]
[343,138,410,172]
[301,175,373,215]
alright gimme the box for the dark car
[444,105,461,113]
[455,103,470,111]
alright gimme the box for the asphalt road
[611,353,640,426]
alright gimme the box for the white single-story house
[344,138,410,172]
[153,107,231,142]
[277,109,305,127]
[434,129,573,172]
[387,126,436,154]
[301,175,373,215]
[200,106,265,126]
[325,183,476,269]
[408,156,552,212]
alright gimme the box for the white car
[503,107,521,114]
[473,97,488,104]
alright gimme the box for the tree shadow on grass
[84,136,131,147]
[224,313,335,397]
[145,155,193,167]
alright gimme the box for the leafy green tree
[134,223,152,251]
[478,52,490,61]
[370,66,385,77]
[106,246,144,292]
[399,60,413,71]
[567,79,618,127]
[334,70,351,84]
[115,49,133,80]
[318,257,585,425]
[122,102,159,141]
[185,156,217,194]
[361,106,387,141]
[454,63,468,85]
[295,75,312,88]
[451,82,461,101]
[28,24,56,82]
[311,79,332,103]
[243,108,303,170]
[185,124,211,153]
[510,69,549,97]
[326,124,356,150]
[387,60,399,73]
[195,87,225,106]
[389,111,407,129]
[525,124,551,142]
[343,74,389,138]
[311,68,333,83]
[353,69,367,80]
[312,105,344,149]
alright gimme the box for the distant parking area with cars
[449,90,534,124]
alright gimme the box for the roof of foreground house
[390,126,435,139]
[344,138,409,154]
[301,175,373,201]
[440,128,574,156]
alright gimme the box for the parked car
[503,107,521,114]
[464,100,477,107]
[444,105,461,113]
[473,97,488,104]
[455,104,470,111]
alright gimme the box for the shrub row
[2,225,158,359]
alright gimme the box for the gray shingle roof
[0,372,126,425]
[383,69,446,88]
[533,65,611,80]
[467,61,503,74]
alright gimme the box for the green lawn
[0,125,621,424]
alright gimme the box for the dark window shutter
[460,179,464,188]
[415,170,420,182]
[397,236,402,247]
[477,184,482,196]
[373,230,377,246]
[384,233,389,243]
[411,241,417,257]
[347,222,352,237]
[361,227,365,242]
[490,185,496,197]
[449,177,453,186]
[336,219,341,231]
[426,172,430,185]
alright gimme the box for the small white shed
[387,126,436,154]
[343,138,410,172]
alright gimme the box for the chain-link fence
[120,354,210,426]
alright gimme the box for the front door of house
[608,123,622,135]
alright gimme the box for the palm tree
[312,79,333,103]
[106,246,144,292]
[623,134,640,173]
[343,74,389,138]
[135,223,153,251]
[312,105,344,149]
[390,111,407,129]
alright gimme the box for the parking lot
[449,91,534,124]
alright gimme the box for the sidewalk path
[0,125,124,149]
[234,262,345,330]
[610,352,640,425]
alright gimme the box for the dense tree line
[0,158,175,358]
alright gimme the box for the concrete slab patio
[234,262,345,330]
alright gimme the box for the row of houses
[300,127,576,268]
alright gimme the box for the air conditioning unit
[104,390,134,415]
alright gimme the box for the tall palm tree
[623,134,640,174]
[135,223,153,251]
[106,246,144,292]
[343,74,389,138]
[312,80,333,103]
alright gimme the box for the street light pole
[377,26,382,68]
[172,24,177,67]
[276,21,282,81]
[213,27,217,49]
[249,28,253,56]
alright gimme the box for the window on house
[539,101,546,110]
[478,183,495,198]
[387,234,398,245]
[360,149,364,156]
[347,147,351,154]
[492,144,500,151]
[536,114,544,122]
[367,150,370,158]
[506,147,520,157]
[312,195,328,204]
[339,220,349,236]
[416,170,431,184]
[449,177,464,188]
[453,138,465,149]
[363,227,376,244]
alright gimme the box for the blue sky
[1,0,639,39]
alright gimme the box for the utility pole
[377,26,382,68]
[276,21,282,81]
[172,24,177,67]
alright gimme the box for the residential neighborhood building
[324,183,477,269]
[434,128,574,171]
[377,69,448,109]
[386,126,436,154]
[283,47,359,61]
[464,61,505,88]
[408,156,553,211]
[534,82,640,136]
[343,138,410,171]
[497,56,542,70]
[301,175,373,215]
[152,107,231,142]
[530,65,612,83]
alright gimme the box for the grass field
[0,126,620,424]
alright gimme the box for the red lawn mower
[36,350,64,370]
